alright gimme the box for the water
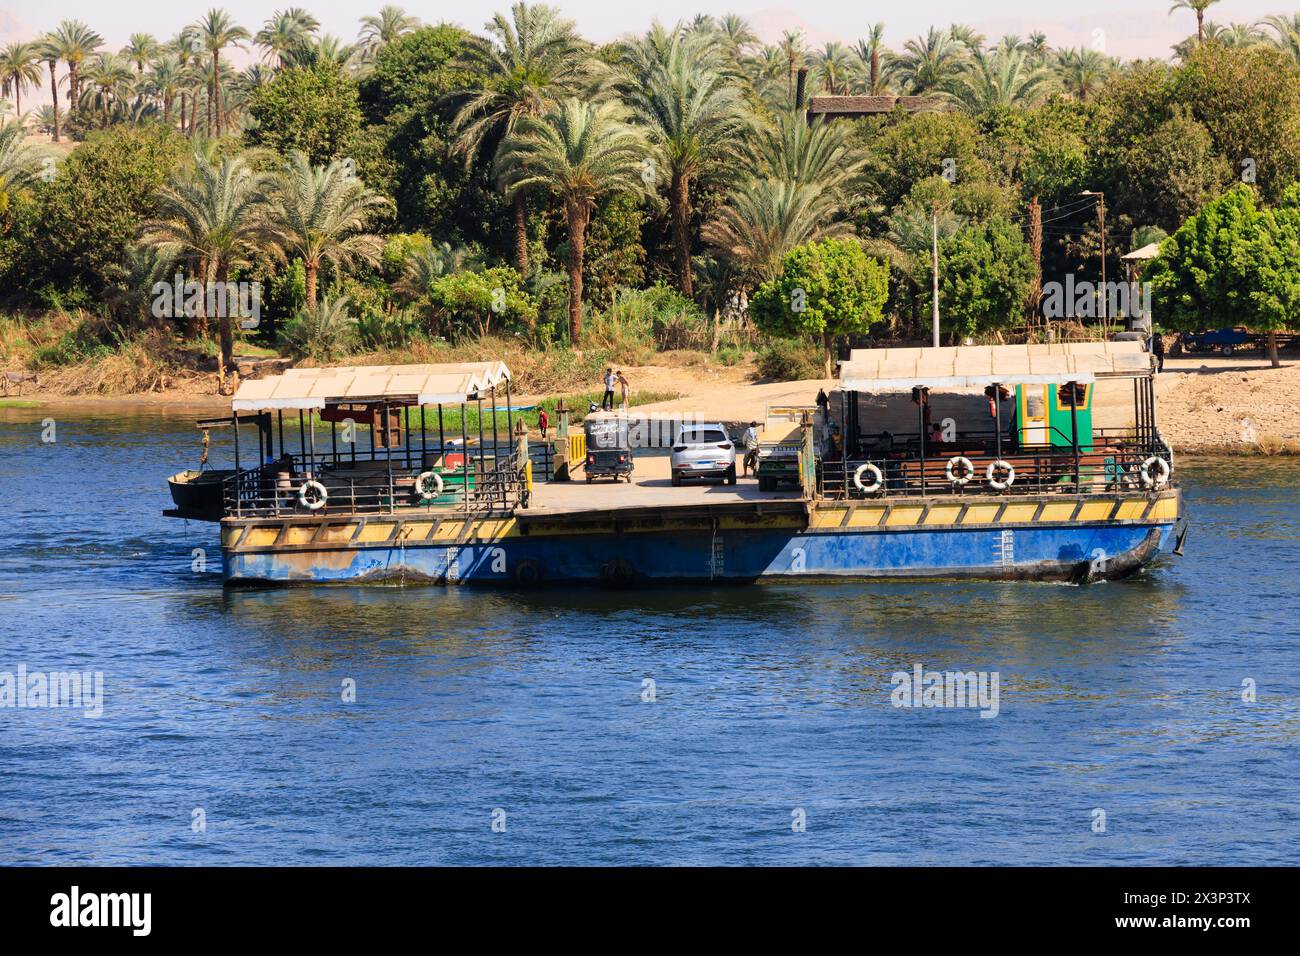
[2,405,1298,865]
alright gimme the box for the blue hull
[223,521,1177,585]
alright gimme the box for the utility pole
[1081,190,1107,333]
[931,206,940,348]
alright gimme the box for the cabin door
[1018,385,1050,447]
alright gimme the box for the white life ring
[853,462,884,494]
[945,456,975,485]
[986,460,1016,491]
[298,479,328,510]
[1139,456,1170,489]
[414,470,444,499]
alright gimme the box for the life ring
[298,479,328,510]
[853,462,884,494]
[414,470,444,499]
[986,460,1016,491]
[1139,456,1170,489]
[514,559,542,586]
[945,456,975,485]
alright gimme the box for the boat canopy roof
[231,361,512,411]
[838,341,1151,392]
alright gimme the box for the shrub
[755,338,825,382]
[279,296,358,362]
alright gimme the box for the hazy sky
[1,1,1292,60]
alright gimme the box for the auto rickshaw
[583,414,634,483]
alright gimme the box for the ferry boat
[163,343,1185,585]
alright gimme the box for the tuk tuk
[583,414,634,483]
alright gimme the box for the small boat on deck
[167,469,235,521]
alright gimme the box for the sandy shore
[7,354,1297,454]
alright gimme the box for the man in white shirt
[601,368,616,410]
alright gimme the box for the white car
[670,424,737,486]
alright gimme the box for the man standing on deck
[601,368,616,410]
[616,370,630,409]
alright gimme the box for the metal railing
[222,445,528,518]
[820,428,1173,500]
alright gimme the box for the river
[1,405,1297,865]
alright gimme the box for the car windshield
[679,429,727,445]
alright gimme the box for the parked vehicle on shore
[670,424,737,486]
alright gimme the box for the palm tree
[1205,22,1264,46]
[703,178,850,284]
[140,148,273,371]
[357,5,421,60]
[396,241,475,299]
[451,2,601,274]
[948,23,987,52]
[256,8,320,67]
[193,8,249,137]
[48,20,103,115]
[622,29,752,296]
[281,35,356,71]
[718,13,758,62]
[888,28,966,94]
[36,40,61,141]
[1054,47,1111,101]
[813,42,853,95]
[1170,0,1221,45]
[262,150,389,312]
[746,108,866,196]
[1260,13,1300,62]
[0,120,44,213]
[853,23,887,95]
[148,55,183,125]
[496,98,648,341]
[945,49,1054,112]
[81,53,136,126]
[124,34,159,75]
[0,43,43,118]
[779,29,805,99]
[168,28,202,135]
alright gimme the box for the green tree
[357,5,421,61]
[28,125,186,298]
[255,9,320,68]
[938,216,1034,339]
[451,3,598,273]
[0,43,44,117]
[140,146,272,371]
[1170,0,1221,45]
[427,266,537,337]
[248,63,362,164]
[261,149,389,311]
[192,9,249,137]
[1252,184,1300,365]
[749,236,890,375]
[1148,183,1295,366]
[621,29,752,297]
[496,98,647,342]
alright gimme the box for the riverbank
[6,353,1298,455]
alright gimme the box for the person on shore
[1151,332,1165,372]
[601,368,616,410]
[538,408,549,440]
[742,421,760,477]
[616,370,630,409]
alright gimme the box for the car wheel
[1221,344,1234,356]
[726,465,737,485]
[671,472,681,487]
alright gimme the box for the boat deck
[528,454,801,515]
